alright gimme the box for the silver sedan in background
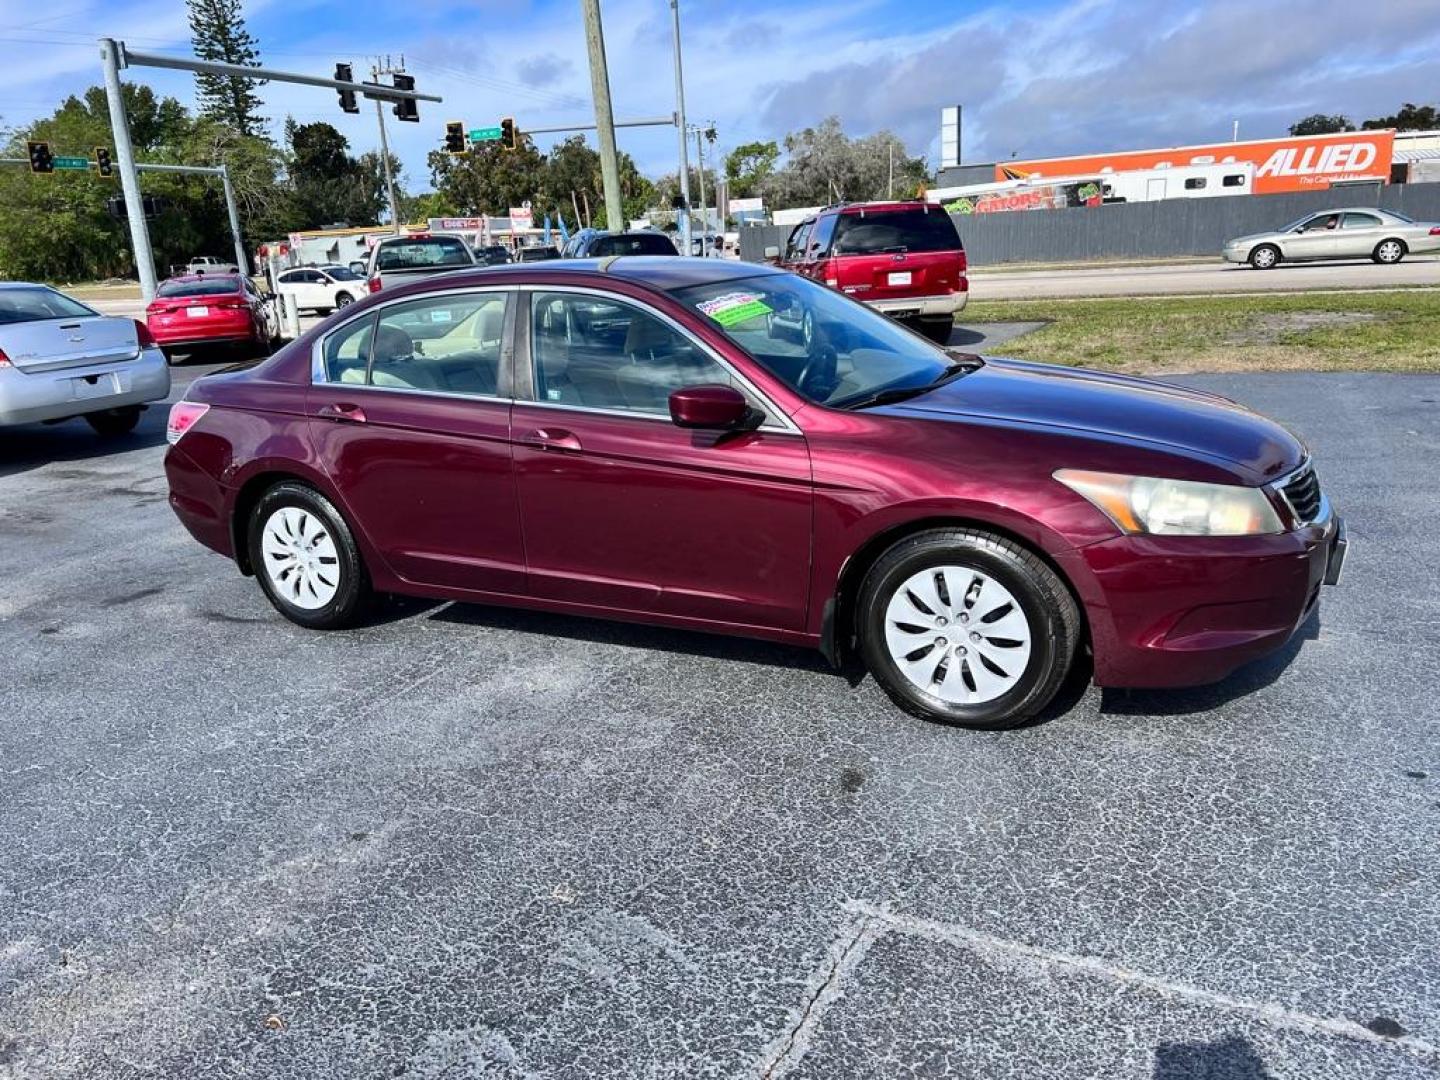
[0,283,170,436]
[1223,207,1440,268]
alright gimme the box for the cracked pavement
[0,368,1437,1078]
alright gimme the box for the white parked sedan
[1223,207,1440,268]
[0,283,170,435]
[274,264,368,314]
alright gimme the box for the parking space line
[749,900,1439,1078]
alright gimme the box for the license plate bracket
[888,271,912,286]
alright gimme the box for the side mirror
[669,384,753,430]
[763,245,780,260]
[349,261,366,274]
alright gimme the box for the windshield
[831,207,961,255]
[0,287,97,324]
[672,272,960,407]
[376,237,473,271]
[157,277,241,298]
[325,266,363,281]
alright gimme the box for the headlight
[1054,469,1284,536]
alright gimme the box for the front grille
[1281,467,1322,524]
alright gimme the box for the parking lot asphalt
[1,365,1437,1079]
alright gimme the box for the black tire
[857,528,1081,729]
[247,481,373,630]
[917,316,954,345]
[335,292,356,309]
[1373,238,1406,265]
[1249,244,1281,269]
[84,406,141,437]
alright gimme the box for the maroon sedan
[163,258,1345,729]
[146,274,278,357]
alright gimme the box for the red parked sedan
[146,274,278,358]
[163,258,1345,729]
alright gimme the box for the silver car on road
[1223,207,1440,269]
[0,283,170,435]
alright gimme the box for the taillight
[367,276,382,293]
[0,346,11,369]
[957,250,968,273]
[166,401,210,444]
[134,319,157,347]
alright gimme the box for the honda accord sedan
[1,282,170,435]
[163,258,1345,729]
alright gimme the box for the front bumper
[0,347,171,427]
[1065,510,1344,688]
[1221,246,1249,264]
[866,289,969,318]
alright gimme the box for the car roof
[372,256,780,301]
[828,200,930,215]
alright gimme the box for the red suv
[769,201,967,343]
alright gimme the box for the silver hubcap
[883,566,1032,704]
[261,507,340,610]
[1254,248,1275,267]
[1379,242,1401,262]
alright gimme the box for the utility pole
[373,57,404,232]
[669,0,691,253]
[1232,119,1240,143]
[578,0,624,231]
[888,140,894,199]
[693,127,706,243]
[100,38,157,301]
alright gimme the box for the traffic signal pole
[670,0,692,254]
[100,37,157,300]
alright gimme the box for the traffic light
[500,116,517,151]
[335,63,359,114]
[445,121,466,155]
[27,140,53,174]
[94,147,114,179]
[392,73,418,122]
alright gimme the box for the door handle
[521,427,582,451]
[317,402,367,423]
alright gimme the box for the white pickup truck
[364,234,478,294]
[183,255,240,275]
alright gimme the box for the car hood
[879,357,1304,482]
[1225,232,1276,246]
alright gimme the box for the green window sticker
[698,291,773,328]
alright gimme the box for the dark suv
[768,201,967,343]
[561,229,679,258]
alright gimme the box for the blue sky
[2,0,1438,194]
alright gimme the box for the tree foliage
[186,0,266,137]
[1361,102,1438,131]
[757,117,927,209]
[1289,113,1355,136]
[724,140,779,198]
[283,120,387,229]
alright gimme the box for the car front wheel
[857,528,1080,729]
[247,482,372,629]
[1249,244,1280,269]
[1373,239,1406,265]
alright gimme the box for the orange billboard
[999,130,1395,195]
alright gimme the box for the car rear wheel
[1249,244,1280,269]
[248,482,373,630]
[857,528,1080,729]
[84,405,141,437]
[335,291,356,309]
[917,316,954,345]
[1373,239,1406,265]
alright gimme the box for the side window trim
[312,286,518,398]
[521,285,797,432]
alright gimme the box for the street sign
[53,156,90,170]
[469,127,502,142]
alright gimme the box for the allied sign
[53,156,91,171]
[1001,130,1395,195]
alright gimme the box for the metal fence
[738,182,1440,266]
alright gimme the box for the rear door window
[1341,212,1382,229]
[831,207,961,254]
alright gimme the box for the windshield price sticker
[698,292,773,327]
